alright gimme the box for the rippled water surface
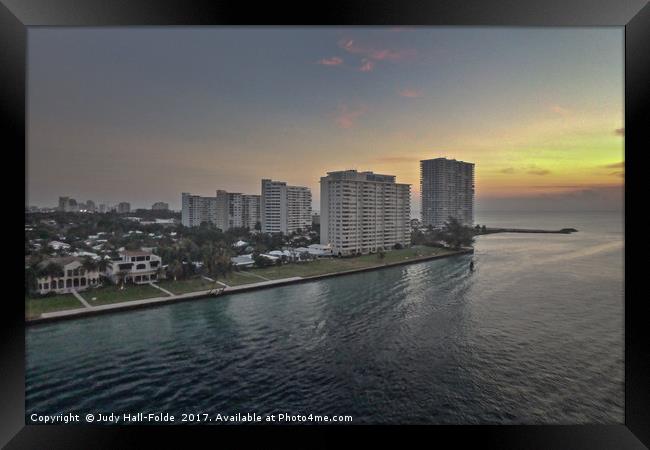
[26,211,624,424]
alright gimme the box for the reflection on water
[26,211,623,424]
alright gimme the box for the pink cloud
[338,38,417,63]
[398,88,422,98]
[317,56,343,66]
[335,103,366,129]
[359,59,375,72]
[550,105,570,116]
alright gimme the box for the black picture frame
[2,0,648,448]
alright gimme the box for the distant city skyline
[27,27,624,213]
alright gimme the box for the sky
[27,27,624,213]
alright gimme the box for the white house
[72,251,99,259]
[231,254,255,268]
[106,249,163,285]
[48,241,71,251]
[268,250,292,258]
[35,256,101,295]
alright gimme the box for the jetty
[480,227,578,235]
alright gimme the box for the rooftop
[119,250,154,257]
[37,256,82,269]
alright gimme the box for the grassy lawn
[219,271,265,286]
[154,247,457,290]
[25,246,462,318]
[246,245,455,280]
[25,294,84,319]
[84,284,163,305]
[156,277,216,294]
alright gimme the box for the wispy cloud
[359,59,375,72]
[316,56,343,66]
[602,161,624,169]
[398,88,422,98]
[528,168,551,175]
[375,155,417,163]
[615,127,624,136]
[527,183,621,190]
[549,105,570,116]
[338,38,417,72]
[334,103,366,129]
[500,167,516,174]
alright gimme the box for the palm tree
[44,262,64,279]
[25,266,38,296]
[96,258,109,273]
[116,269,129,289]
[155,265,164,281]
[81,257,97,273]
[168,261,183,281]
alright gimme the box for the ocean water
[25,211,624,424]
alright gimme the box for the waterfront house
[48,240,71,251]
[35,256,101,295]
[105,249,162,285]
[231,255,255,268]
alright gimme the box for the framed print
[2,0,649,448]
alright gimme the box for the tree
[155,266,164,281]
[377,248,386,260]
[201,243,232,280]
[25,266,39,296]
[43,262,64,279]
[96,258,110,273]
[411,229,425,246]
[116,269,130,288]
[168,261,184,281]
[441,217,475,249]
[254,221,262,231]
[81,257,97,274]
[254,255,273,268]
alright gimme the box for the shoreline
[26,248,474,325]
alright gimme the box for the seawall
[27,248,474,325]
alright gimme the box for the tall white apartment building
[215,190,261,230]
[261,179,312,234]
[420,158,475,228]
[181,192,218,227]
[320,170,411,256]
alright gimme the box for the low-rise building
[48,241,71,251]
[152,202,169,210]
[35,256,101,295]
[106,250,162,285]
[231,255,255,268]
